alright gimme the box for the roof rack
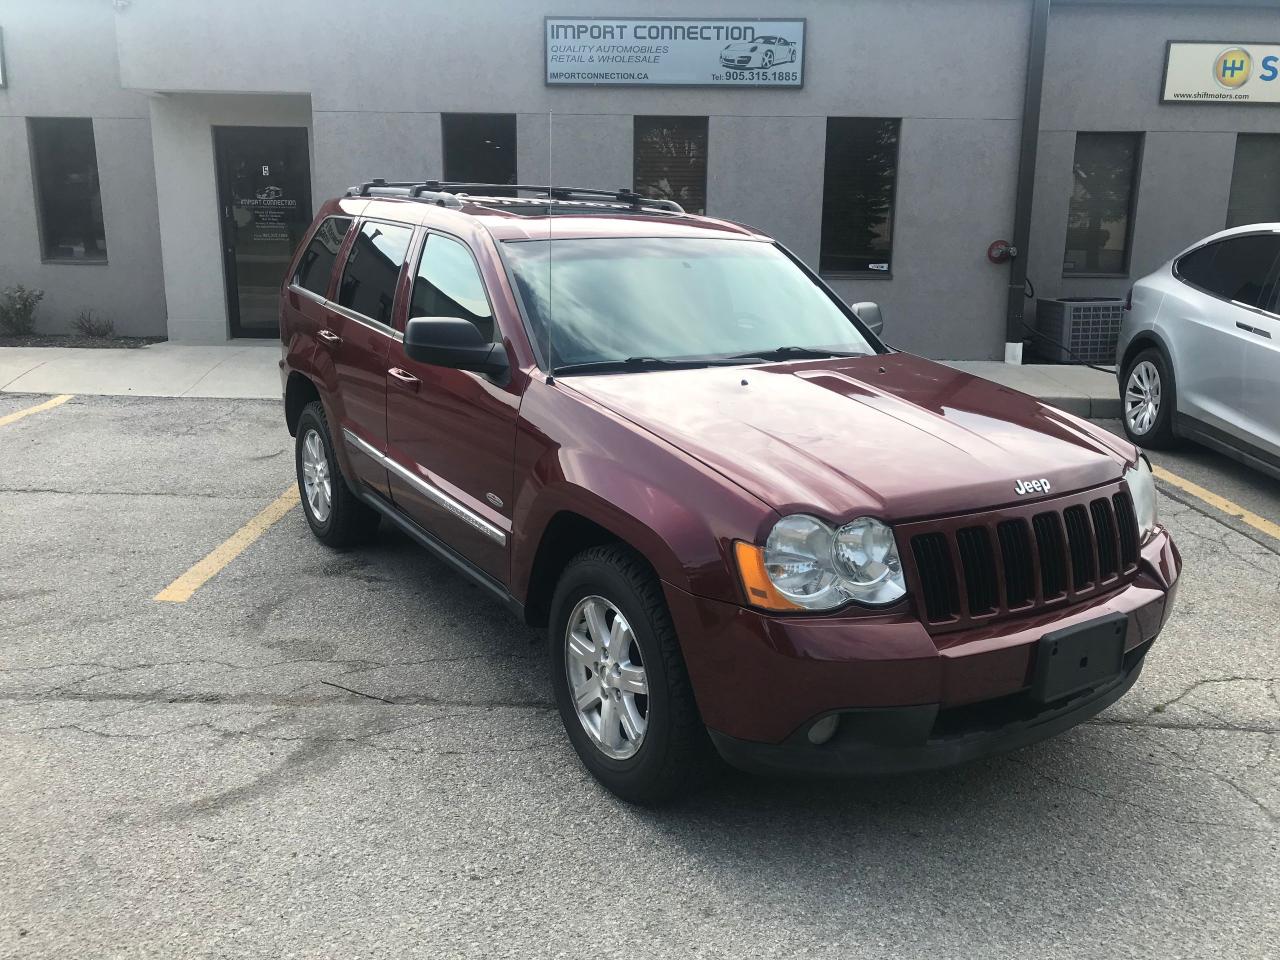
[344,179,685,215]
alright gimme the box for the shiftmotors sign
[546,17,805,87]
[1162,41,1280,104]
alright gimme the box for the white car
[1116,223,1280,479]
[719,36,798,70]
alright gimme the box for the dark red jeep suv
[279,180,1180,803]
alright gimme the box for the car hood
[722,43,754,52]
[563,353,1134,522]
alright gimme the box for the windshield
[502,237,877,371]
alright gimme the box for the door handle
[388,367,420,390]
[1236,321,1273,340]
[317,328,341,345]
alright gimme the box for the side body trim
[342,427,507,546]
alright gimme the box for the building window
[633,116,708,215]
[29,117,107,261]
[1227,134,1280,229]
[1063,132,1141,276]
[819,118,900,275]
[442,114,516,188]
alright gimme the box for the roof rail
[344,179,684,215]
[345,179,464,208]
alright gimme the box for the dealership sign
[1162,42,1280,104]
[546,17,805,87]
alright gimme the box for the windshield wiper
[724,346,868,362]
[553,356,761,376]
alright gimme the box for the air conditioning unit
[1033,297,1125,365]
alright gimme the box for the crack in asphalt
[0,486,285,500]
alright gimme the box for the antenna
[546,108,556,383]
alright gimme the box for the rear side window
[338,221,414,325]
[409,234,496,342]
[1175,234,1280,308]
[293,217,351,297]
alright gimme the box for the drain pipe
[1004,0,1051,365]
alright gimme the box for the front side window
[442,114,517,188]
[1175,234,1280,309]
[410,234,495,341]
[1227,134,1280,229]
[633,116,709,215]
[29,117,107,261]
[503,237,876,370]
[337,221,413,325]
[294,217,352,297]
[819,118,900,275]
[1063,132,1141,276]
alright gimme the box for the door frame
[213,125,313,339]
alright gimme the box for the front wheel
[548,545,712,804]
[1121,348,1177,448]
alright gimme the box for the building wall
[1,1,1275,354]
[0,0,165,336]
[1029,3,1280,313]
[111,0,1032,357]
[149,93,313,343]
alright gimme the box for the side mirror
[851,301,885,337]
[404,317,508,379]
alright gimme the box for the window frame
[28,116,109,265]
[401,227,501,344]
[818,116,902,280]
[331,217,417,336]
[632,115,710,216]
[1172,230,1280,320]
[1062,131,1144,280]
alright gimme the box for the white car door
[1240,256,1280,459]
[1167,233,1279,441]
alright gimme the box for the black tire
[1120,347,1178,449]
[294,401,380,548]
[548,544,713,804]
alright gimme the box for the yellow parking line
[155,485,300,603]
[1152,464,1280,542]
[0,394,73,427]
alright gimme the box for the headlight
[735,514,907,611]
[1125,455,1157,540]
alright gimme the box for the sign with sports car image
[546,17,805,87]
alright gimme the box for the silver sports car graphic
[719,36,798,70]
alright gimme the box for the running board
[354,486,524,621]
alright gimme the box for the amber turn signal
[733,541,804,612]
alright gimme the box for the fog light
[807,714,839,745]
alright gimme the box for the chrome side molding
[342,428,507,546]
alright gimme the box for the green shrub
[0,285,44,335]
[74,309,115,339]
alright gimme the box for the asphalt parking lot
[1,393,1277,959]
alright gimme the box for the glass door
[214,126,312,338]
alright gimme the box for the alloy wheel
[1124,360,1162,436]
[300,428,332,523]
[565,595,649,760]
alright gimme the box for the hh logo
[1214,47,1252,89]
[1015,478,1051,496]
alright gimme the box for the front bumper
[665,528,1179,774]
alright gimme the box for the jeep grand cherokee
[279,180,1180,804]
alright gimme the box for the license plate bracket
[1032,612,1128,704]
